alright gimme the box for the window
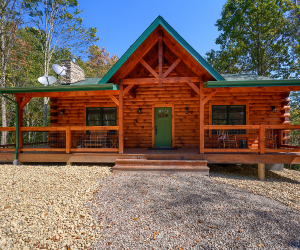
[86,107,117,126]
[86,107,117,134]
[212,105,246,134]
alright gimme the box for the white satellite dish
[52,64,66,76]
[38,75,56,86]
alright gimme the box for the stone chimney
[60,59,85,84]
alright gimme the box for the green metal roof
[99,16,225,84]
[221,74,271,81]
[0,83,118,94]
[205,79,300,88]
[71,78,102,85]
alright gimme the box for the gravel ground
[209,164,300,211]
[0,163,299,249]
[91,172,300,250]
[0,164,111,250]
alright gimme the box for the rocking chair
[217,129,238,148]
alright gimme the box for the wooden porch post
[199,82,204,154]
[259,124,265,154]
[66,126,71,154]
[16,97,23,152]
[258,163,265,181]
[119,79,124,154]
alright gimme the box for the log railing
[204,125,300,153]
[2,125,300,154]
[20,126,120,153]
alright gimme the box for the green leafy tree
[206,0,293,78]
[286,0,300,78]
[1,27,48,145]
[0,0,26,145]
[85,45,118,78]
[26,0,99,132]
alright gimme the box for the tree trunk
[43,102,47,142]
[0,29,7,145]
[1,96,7,145]
[43,57,49,141]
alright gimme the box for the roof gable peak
[100,16,225,84]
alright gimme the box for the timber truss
[117,28,209,98]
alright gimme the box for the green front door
[155,107,172,147]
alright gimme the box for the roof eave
[205,79,300,88]
[0,84,118,94]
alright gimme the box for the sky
[78,0,227,59]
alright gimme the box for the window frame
[86,107,117,126]
[212,105,246,126]
[209,102,249,136]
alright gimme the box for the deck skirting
[1,149,300,165]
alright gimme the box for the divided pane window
[212,105,246,134]
[86,107,116,126]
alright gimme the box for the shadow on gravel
[209,164,300,184]
[92,173,300,249]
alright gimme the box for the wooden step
[113,159,209,175]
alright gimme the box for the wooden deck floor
[1,147,300,164]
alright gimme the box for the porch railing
[0,127,16,151]
[204,125,300,153]
[1,125,300,154]
[20,126,119,153]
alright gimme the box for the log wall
[49,87,290,148]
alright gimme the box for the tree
[85,45,118,78]
[286,0,300,78]
[0,0,25,145]
[26,0,98,134]
[206,0,293,78]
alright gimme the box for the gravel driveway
[91,173,300,250]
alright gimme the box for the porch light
[185,107,188,114]
[60,109,65,115]
[271,106,277,113]
[138,108,142,114]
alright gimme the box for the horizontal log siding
[50,96,119,126]
[206,91,289,125]
[124,83,199,148]
[49,88,290,149]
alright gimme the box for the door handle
[155,126,157,135]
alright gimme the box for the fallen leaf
[210,226,216,229]
[197,220,204,223]
[196,239,201,242]
[258,243,264,247]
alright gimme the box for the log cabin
[1,16,300,179]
